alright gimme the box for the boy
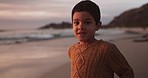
[68,0,134,78]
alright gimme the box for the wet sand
[113,39,148,78]
[0,37,76,78]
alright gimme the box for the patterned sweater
[68,40,134,78]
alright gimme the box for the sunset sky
[0,0,147,30]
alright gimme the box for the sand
[0,37,77,78]
[0,29,148,78]
[113,39,148,78]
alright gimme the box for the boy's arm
[107,44,134,78]
[68,45,74,59]
[68,47,72,59]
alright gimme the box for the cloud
[0,0,72,21]
[0,10,56,19]
[0,0,147,29]
[0,0,55,5]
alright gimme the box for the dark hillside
[108,3,148,29]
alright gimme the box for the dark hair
[72,0,101,24]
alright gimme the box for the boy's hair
[72,0,101,24]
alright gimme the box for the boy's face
[72,11,100,42]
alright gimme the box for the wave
[0,29,73,45]
[0,28,140,45]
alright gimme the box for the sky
[0,0,147,30]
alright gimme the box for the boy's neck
[79,38,97,46]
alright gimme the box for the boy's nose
[78,23,85,30]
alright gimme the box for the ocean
[0,28,140,45]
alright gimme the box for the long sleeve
[68,47,71,59]
[68,45,74,78]
[107,44,134,78]
[68,45,74,59]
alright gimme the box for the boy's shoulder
[94,40,116,50]
[68,42,78,50]
[100,40,115,46]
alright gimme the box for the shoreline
[1,27,147,45]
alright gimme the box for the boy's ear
[95,21,102,31]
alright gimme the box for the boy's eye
[85,21,92,25]
[73,21,79,26]
[86,21,91,24]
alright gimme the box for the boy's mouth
[77,32,87,35]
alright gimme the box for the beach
[113,38,148,78]
[0,28,148,78]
